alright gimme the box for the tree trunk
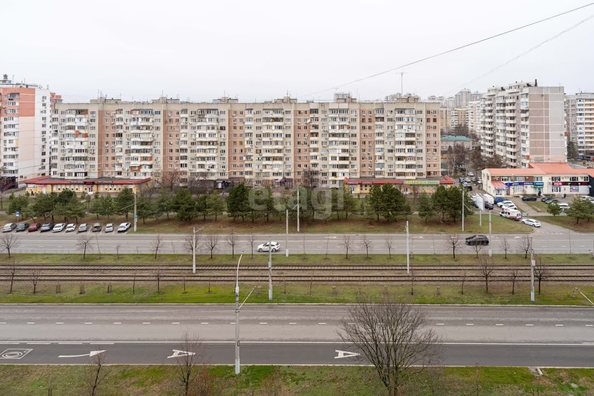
[512,278,516,295]
[485,277,489,294]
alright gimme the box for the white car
[521,218,541,228]
[257,241,280,252]
[497,200,513,208]
[558,203,570,211]
[117,222,131,233]
[501,203,517,210]
[52,223,66,232]
[65,223,76,233]
[104,223,114,233]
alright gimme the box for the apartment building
[53,93,441,188]
[465,100,482,134]
[479,81,565,168]
[0,74,61,180]
[566,93,594,155]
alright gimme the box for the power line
[300,2,594,98]
[444,12,594,97]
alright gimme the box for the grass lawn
[0,211,532,235]
[524,201,551,213]
[2,252,594,266]
[537,215,594,232]
[0,365,591,396]
[1,281,592,305]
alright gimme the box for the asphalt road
[6,224,594,255]
[0,305,593,366]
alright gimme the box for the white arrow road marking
[335,350,360,359]
[167,350,196,359]
[59,350,105,358]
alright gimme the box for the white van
[500,208,521,220]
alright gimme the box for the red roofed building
[481,163,594,197]
[23,176,152,195]
[344,175,454,196]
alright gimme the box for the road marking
[289,322,297,325]
[586,325,593,327]
[56,322,64,325]
[172,322,180,325]
[555,324,564,327]
[259,322,268,325]
[526,324,534,327]
[26,322,35,325]
[84,322,93,325]
[167,349,196,359]
[59,350,105,359]
[0,348,33,360]
[466,324,474,326]
[58,342,83,345]
[335,350,360,359]
[0,322,6,325]
[142,322,151,325]
[113,322,121,325]
[496,324,504,326]
[26,342,50,345]
[436,323,445,326]
[318,323,327,325]
[347,322,356,325]
[200,322,209,325]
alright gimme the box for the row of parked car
[2,222,132,234]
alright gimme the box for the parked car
[77,223,88,233]
[467,172,474,177]
[104,223,114,233]
[494,197,507,205]
[15,223,29,232]
[476,178,482,184]
[484,202,494,210]
[39,223,54,232]
[459,177,465,184]
[117,222,131,233]
[543,198,559,205]
[2,223,16,233]
[257,241,280,252]
[558,203,570,211]
[521,218,541,228]
[65,223,76,233]
[52,223,66,232]
[91,223,102,232]
[497,200,513,208]
[28,223,41,232]
[501,203,517,210]
[465,234,489,246]
[541,196,555,203]
[521,195,537,201]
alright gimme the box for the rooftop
[484,163,594,176]
[24,176,152,185]
[441,135,472,142]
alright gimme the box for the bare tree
[500,237,510,259]
[517,235,532,259]
[115,244,121,260]
[7,262,17,294]
[445,234,461,260]
[174,332,213,396]
[510,263,520,295]
[204,235,219,260]
[77,234,94,259]
[360,234,373,259]
[534,256,549,295]
[0,233,20,258]
[85,350,109,396]
[160,170,184,192]
[340,294,442,396]
[152,234,163,259]
[342,235,354,259]
[155,267,163,293]
[185,228,202,256]
[478,254,495,294]
[472,242,483,258]
[385,237,394,259]
[460,271,467,295]
[30,270,40,294]
[248,234,256,258]
[226,230,237,259]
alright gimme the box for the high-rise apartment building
[465,100,482,134]
[566,93,594,155]
[52,93,441,188]
[479,81,565,168]
[0,74,61,180]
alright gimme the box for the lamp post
[234,253,243,375]
[285,209,289,257]
[461,186,465,232]
[268,236,273,301]
[530,238,535,302]
[191,226,204,274]
[133,190,137,232]
[406,221,410,274]
[296,186,300,233]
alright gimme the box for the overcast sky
[5,0,593,102]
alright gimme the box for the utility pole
[488,210,492,257]
[461,187,465,232]
[133,190,137,232]
[234,254,243,375]
[530,237,535,302]
[268,236,273,301]
[296,186,300,233]
[285,209,289,257]
[406,221,410,274]
[192,227,197,274]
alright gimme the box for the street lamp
[234,252,243,375]
[530,237,535,302]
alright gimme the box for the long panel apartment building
[479,81,565,168]
[566,93,594,156]
[0,74,62,180]
[52,93,441,188]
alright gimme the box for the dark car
[39,223,54,232]
[91,223,102,232]
[459,177,465,184]
[494,197,506,205]
[16,223,30,232]
[543,197,559,205]
[541,196,554,203]
[484,202,494,210]
[28,223,41,232]
[522,195,537,201]
[465,234,489,246]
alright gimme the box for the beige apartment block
[566,93,594,155]
[479,81,565,168]
[0,74,61,180]
[53,93,441,188]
